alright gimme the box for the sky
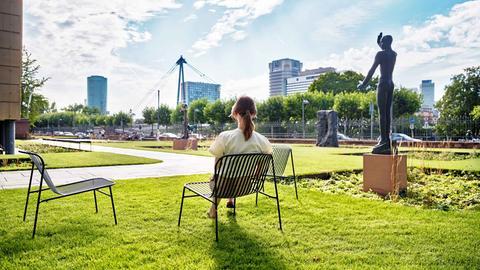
[24,0,480,116]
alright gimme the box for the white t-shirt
[209,128,272,158]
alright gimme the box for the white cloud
[221,73,269,101]
[312,0,480,100]
[191,0,283,56]
[24,0,181,114]
[183,14,198,22]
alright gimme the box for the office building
[286,67,335,95]
[182,81,221,105]
[87,75,108,114]
[419,80,435,108]
[269,58,302,96]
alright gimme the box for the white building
[285,67,335,95]
[419,80,435,108]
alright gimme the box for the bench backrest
[19,150,60,194]
[213,153,273,198]
[267,144,292,177]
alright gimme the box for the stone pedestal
[173,138,198,150]
[363,154,407,196]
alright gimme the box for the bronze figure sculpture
[358,33,397,154]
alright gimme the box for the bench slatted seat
[20,150,117,238]
[266,144,298,199]
[178,153,282,241]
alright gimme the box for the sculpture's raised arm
[377,32,383,49]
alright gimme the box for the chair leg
[109,186,117,225]
[215,202,219,242]
[233,198,236,216]
[24,164,35,221]
[32,192,42,238]
[94,190,98,213]
[293,176,298,200]
[178,187,186,227]
[255,191,259,207]
[273,179,282,231]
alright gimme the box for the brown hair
[231,96,256,140]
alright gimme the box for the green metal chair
[20,150,117,238]
[178,153,282,241]
[267,144,298,199]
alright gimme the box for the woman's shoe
[226,200,235,208]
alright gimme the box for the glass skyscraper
[182,81,221,105]
[419,80,435,108]
[269,58,302,96]
[87,75,107,114]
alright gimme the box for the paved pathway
[0,140,214,190]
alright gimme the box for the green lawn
[0,152,161,171]
[0,175,479,269]
[94,141,480,173]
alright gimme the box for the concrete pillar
[0,0,23,154]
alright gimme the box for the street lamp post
[194,108,200,137]
[302,99,309,138]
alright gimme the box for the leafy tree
[256,96,285,122]
[170,104,184,124]
[157,104,172,128]
[471,105,480,121]
[187,98,208,124]
[63,103,84,113]
[21,49,50,124]
[308,70,378,94]
[142,107,157,133]
[204,100,229,131]
[392,87,422,118]
[435,66,480,137]
[113,111,132,130]
[283,92,335,122]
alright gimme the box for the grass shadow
[210,212,287,269]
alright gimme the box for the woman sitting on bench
[207,96,272,218]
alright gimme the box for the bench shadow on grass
[209,212,287,270]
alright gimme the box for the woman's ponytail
[231,96,257,141]
[242,110,254,140]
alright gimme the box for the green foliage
[308,70,378,94]
[113,111,133,127]
[333,92,369,120]
[204,100,229,126]
[170,104,184,124]
[17,143,82,153]
[471,105,480,121]
[187,98,208,124]
[393,87,422,118]
[304,169,480,210]
[142,107,157,131]
[157,104,172,127]
[435,66,480,136]
[256,96,285,122]
[21,49,50,125]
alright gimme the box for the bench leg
[178,187,186,227]
[109,187,117,225]
[215,202,219,242]
[93,190,98,213]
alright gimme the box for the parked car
[190,133,205,140]
[75,132,87,138]
[377,133,422,142]
[159,132,179,139]
[337,132,353,141]
[63,132,74,136]
[53,131,64,136]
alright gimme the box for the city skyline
[23,0,480,115]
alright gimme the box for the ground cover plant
[0,142,161,171]
[302,169,480,210]
[0,175,479,269]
